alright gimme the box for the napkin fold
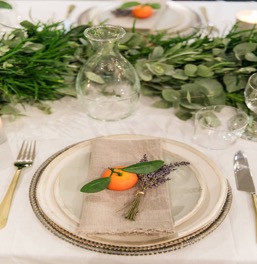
[77,138,176,237]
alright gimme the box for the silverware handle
[252,193,257,241]
[199,6,209,24]
[0,169,22,229]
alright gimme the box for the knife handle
[251,193,257,241]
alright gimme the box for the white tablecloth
[1,1,257,263]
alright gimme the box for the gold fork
[0,140,36,229]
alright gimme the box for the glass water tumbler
[76,25,140,121]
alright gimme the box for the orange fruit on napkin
[101,166,138,191]
[132,5,153,19]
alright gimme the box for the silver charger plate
[29,135,230,254]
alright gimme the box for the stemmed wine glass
[244,73,257,140]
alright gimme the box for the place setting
[28,134,231,255]
[0,0,257,261]
[77,0,201,37]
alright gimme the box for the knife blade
[234,150,257,241]
[234,151,255,192]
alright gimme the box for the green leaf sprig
[0,1,12,9]
[80,160,164,193]
[119,1,161,10]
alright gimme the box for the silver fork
[0,140,36,229]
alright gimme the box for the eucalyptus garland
[0,20,256,120]
[120,26,257,120]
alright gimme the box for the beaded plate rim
[29,140,232,255]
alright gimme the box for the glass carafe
[76,25,140,121]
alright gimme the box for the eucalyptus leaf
[194,78,223,96]
[181,83,208,105]
[184,64,198,77]
[175,109,192,120]
[163,65,175,76]
[149,46,164,60]
[135,61,152,81]
[162,89,181,103]
[180,102,203,110]
[233,43,257,60]
[209,93,226,105]
[80,177,111,193]
[223,74,248,93]
[171,69,188,80]
[153,100,172,108]
[85,71,105,84]
[245,52,257,62]
[119,32,134,44]
[122,160,164,174]
[128,49,140,55]
[127,33,143,47]
[196,65,214,77]
[194,78,225,105]
[212,48,223,56]
[146,63,165,76]
[237,67,256,74]
[141,86,161,96]
[146,63,174,76]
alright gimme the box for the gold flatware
[0,140,36,229]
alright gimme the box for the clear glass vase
[76,25,140,121]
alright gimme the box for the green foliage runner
[0,20,256,120]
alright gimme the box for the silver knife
[234,150,257,238]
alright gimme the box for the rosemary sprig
[0,21,88,116]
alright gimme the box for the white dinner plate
[77,2,201,35]
[35,135,228,247]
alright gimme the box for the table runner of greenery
[0,21,256,120]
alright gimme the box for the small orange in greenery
[102,166,138,191]
[132,5,153,19]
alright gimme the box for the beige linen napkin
[77,138,176,237]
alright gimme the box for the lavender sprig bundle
[124,155,190,221]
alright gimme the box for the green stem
[124,191,145,221]
[109,168,122,176]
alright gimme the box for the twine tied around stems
[124,190,145,221]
